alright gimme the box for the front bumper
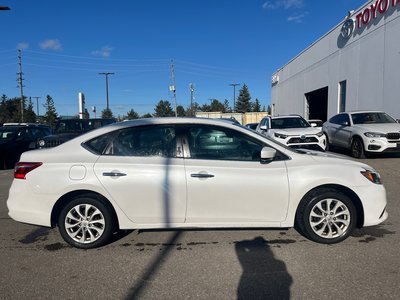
[363,137,400,153]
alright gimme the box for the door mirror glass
[260,147,276,163]
[260,125,268,131]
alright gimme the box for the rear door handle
[103,172,127,177]
[191,173,215,178]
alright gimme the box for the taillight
[14,162,43,179]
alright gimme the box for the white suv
[256,115,326,151]
[323,111,400,158]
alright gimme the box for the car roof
[2,123,50,127]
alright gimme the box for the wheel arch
[50,190,120,229]
[296,184,364,228]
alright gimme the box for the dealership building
[271,0,400,122]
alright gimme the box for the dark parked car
[38,118,116,148]
[0,123,51,169]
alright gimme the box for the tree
[267,105,271,114]
[223,99,231,113]
[25,97,37,123]
[210,99,225,112]
[101,108,114,119]
[141,113,153,118]
[236,84,252,113]
[154,100,174,117]
[253,98,261,112]
[176,105,186,117]
[43,95,58,129]
[0,95,21,123]
[200,103,211,112]
[126,109,139,120]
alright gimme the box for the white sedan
[7,118,388,248]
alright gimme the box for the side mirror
[310,122,317,127]
[260,147,276,164]
[260,125,268,131]
[396,119,400,123]
[341,121,349,126]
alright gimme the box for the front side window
[187,125,262,161]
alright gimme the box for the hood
[352,123,400,133]
[296,149,373,170]
[271,127,321,136]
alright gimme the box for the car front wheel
[351,137,366,158]
[58,195,116,249]
[296,188,357,244]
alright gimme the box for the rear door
[93,125,187,224]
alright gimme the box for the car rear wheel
[351,137,366,158]
[58,195,116,249]
[296,188,357,244]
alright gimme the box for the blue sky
[1,0,367,117]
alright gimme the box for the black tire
[58,195,116,249]
[296,188,357,244]
[351,137,366,159]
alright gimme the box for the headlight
[364,132,386,138]
[274,132,288,139]
[316,131,324,137]
[360,169,382,184]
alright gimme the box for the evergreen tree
[43,95,58,129]
[102,108,114,119]
[236,84,252,113]
[141,113,153,118]
[200,103,211,112]
[154,100,175,117]
[253,98,261,112]
[25,97,37,123]
[126,109,139,120]
[210,99,225,112]
[223,99,231,113]
[176,105,186,117]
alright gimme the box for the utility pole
[98,72,114,110]
[170,60,178,117]
[32,96,41,116]
[17,49,25,122]
[189,83,195,116]
[229,83,240,112]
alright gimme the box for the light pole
[229,83,240,112]
[99,72,114,110]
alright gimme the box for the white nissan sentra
[7,118,388,249]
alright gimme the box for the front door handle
[103,172,127,177]
[191,173,215,178]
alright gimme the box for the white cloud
[39,39,63,51]
[17,42,29,50]
[91,46,113,58]
[263,0,304,10]
[287,12,308,23]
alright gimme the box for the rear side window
[85,125,177,157]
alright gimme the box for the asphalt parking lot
[0,153,399,299]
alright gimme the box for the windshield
[351,112,396,124]
[0,127,18,141]
[271,117,310,129]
